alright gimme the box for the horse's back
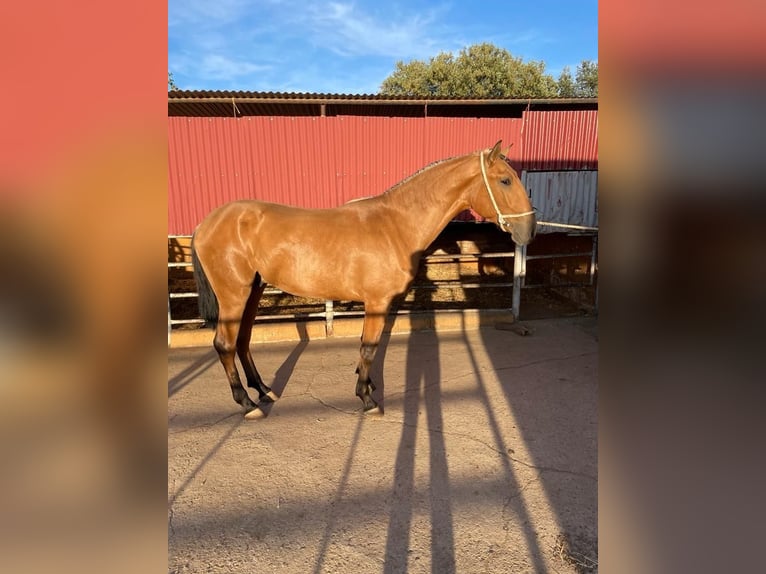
[194,200,270,251]
[192,198,410,301]
[196,199,263,231]
[193,198,341,269]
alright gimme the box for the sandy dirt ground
[168,317,597,573]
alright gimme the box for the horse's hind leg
[237,277,276,402]
[355,301,390,413]
[213,287,259,413]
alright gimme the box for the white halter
[480,151,536,229]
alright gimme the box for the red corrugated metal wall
[520,110,598,171]
[168,112,597,235]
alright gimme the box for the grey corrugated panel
[522,171,598,232]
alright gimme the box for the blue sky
[168,0,597,93]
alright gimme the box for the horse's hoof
[265,390,280,402]
[363,405,383,416]
[244,406,266,420]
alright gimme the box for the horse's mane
[381,155,459,195]
[380,149,510,196]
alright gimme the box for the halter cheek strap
[480,151,536,228]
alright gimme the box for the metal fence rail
[168,224,598,344]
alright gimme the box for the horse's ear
[503,143,513,157]
[487,140,503,164]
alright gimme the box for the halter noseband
[480,151,536,229]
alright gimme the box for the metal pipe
[413,282,515,290]
[169,317,206,325]
[589,235,598,285]
[424,251,517,261]
[512,243,523,319]
[325,300,334,337]
[524,251,594,261]
[521,244,528,288]
[521,281,591,289]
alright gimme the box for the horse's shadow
[253,310,398,418]
[369,309,400,414]
[383,246,459,572]
[255,320,315,416]
[372,235,462,414]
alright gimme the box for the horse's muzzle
[508,218,536,245]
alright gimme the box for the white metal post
[325,300,334,337]
[512,243,525,319]
[589,235,598,285]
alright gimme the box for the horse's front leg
[356,303,389,413]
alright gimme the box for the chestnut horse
[191,141,536,419]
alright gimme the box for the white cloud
[169,51,272,89]
[170,0,463,90]
[302,2,455,60]
[168,0,254,27]
[504,28,554,48]
[198,54,272,80]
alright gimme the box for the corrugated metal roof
[168,90,597,119]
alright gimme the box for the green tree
[556,66,576,97]
[380,43,558,98]
[168,72,179,91]
[574,60,598,97]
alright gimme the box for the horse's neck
[382,156,474,251]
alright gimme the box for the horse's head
[471,140,536,245]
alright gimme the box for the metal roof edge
[168,90,597,106]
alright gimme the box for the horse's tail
[191,234,219,323]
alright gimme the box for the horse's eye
[500,178,511,186]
